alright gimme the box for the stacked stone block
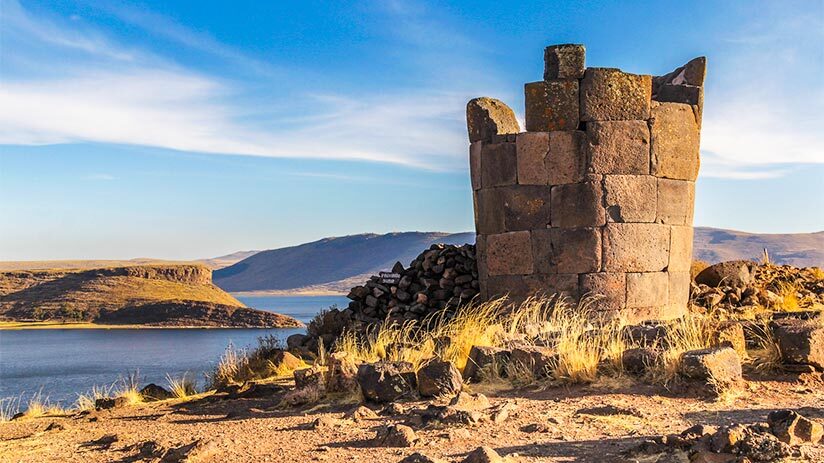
[467,44,705,322]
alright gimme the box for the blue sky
[1,0,822,261]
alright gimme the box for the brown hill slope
[0,265,300,327]
[213,228,822,294]
[0,251,259,272]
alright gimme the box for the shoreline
[231,289,347,297]
[0,321,305,331]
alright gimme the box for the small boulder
[461,446,503,463]
[357,361,417,403]
[695,260,754,288]
[95,397,127,410]
[449,392,491,411]
[623,323,669,347]
[768,409,824,445]
[417,360,463,397]
[294,366,326,389]
[510,346,557,377]
[399,453,448,463]
[463,346,511,381]
[286,333,307,349]
[374,424,418,447]
[771,319,824,369]
[347,405,379,422]
[139,384,172,401]
[271,350,304,372]
[622,347,659,375]
[325,352,358,393]
[711,321,747,357]
[680,347,742,390]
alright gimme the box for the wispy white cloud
[0,0,478,170]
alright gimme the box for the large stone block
[652,57,707,92]
[544,44,585,80]
[532,227,601,274]
[466,97,520,143]
[602,223,670,272]
[475,234,488,281]
[481,142,517,187]
[656,84,703,108]
[525,80,579,132]
[516,132,549,185]
[580,68,652,121]
[669,226,694,272]
[485,273,578,300]
[650,102,700,181]
[585,121,650,175]
[550,179,605,228]
[657,178,695,225]
[668,271,690,313]
[771,319,824,369]
[548,130,586,184]
[603,175,657,223]
[626,272,669,308]
[486,231,533,276]
[474,188,504,234]
[579,272,626,311]
[500,185,551,231]
[469,141,482,190]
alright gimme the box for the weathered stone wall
[468,44,705,322]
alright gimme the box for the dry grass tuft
[748,322,783,373]
[23,392,65,418]
[0,395,22,422]
[166,373,197,398]
[209,335,304,389]
[649,315,714,386]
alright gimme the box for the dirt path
[2,375,822,463]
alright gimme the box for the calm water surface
[0,295,347,409]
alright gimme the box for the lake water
[0,295,347,410]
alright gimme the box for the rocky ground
[1,372,822,463]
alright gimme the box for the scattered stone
[576,404,643,418]
[325,352,359,393]
[711,321,747,357]
[417,360,463,397]
[282,383,324,406]
[461,446,503,463]
[139,383,173,401]
[286,333,307,349]
[771,319,824,369]
[463,346,511,381]
[294,366,326,389]
[347,405,379,422]
[737,430,792,462]
[95,397,127,410]
[510,346,557,377]
[311,416,342,431]
[449,392,491,411]
[82,434,119,450]
[680,346,742,390]
[399,452,448,463]
[622,347,660,375]
[374,424,418,448]
[768,410,824,445]
[44,422,64,431]
[521,423,550,433]
[357,361,417,403]
[695,261,754,288]
[160,439,218,463]
[489,401,517,423]
[710,425,747,453]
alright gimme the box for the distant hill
[0,251,259,272]
[693,228,824,267]
[214,232,474,293]
[0,265,300,327]
[214,228,823,294]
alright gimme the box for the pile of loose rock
[631,410,822,462]
[346,244,480,323]
[691,260,824,317]
[291,244,479,351]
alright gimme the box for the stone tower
[467,44,705,322]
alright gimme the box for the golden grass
[208,335,306,389]
[649,315,714,386]
[0,395,22,422]
[748,322,783,373]
[23,392,65,419]
[774,282,803,312]
[166,373,197,398]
